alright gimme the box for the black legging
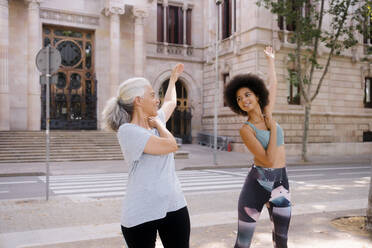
[235,165,291,248]
[121,206,190,248]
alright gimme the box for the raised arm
[160,63,184,122]
[264,46,277,114]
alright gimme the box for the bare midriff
[253,145,286,168]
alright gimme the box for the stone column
[232,0,235,34]
[26,0,42,130]
[0,0,9,130]
[183,4,187,45]
[163,1,167,43]
[133,7,148,77]
[105,6,124,97]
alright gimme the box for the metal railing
[197,132,232,151]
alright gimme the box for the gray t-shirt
[117,109,187,228]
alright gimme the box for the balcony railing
[147,42,203,62]
[156,43,194,56]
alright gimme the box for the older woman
[102,64,190,248]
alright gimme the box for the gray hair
[102,77,150,131]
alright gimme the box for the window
[277,0,310,32]
[186,9,192,45]
[223,73,230,106]
[287,70,301,105]
[157,4,164,42]
[363,11,372,54]
[365,77,372,108]
[278,0,295,31]
[222,0,236,39]
[167,6,183,44]
[157,4,192,45]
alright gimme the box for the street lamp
[213,0,222,165]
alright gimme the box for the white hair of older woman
[102,77,150,131]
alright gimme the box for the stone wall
[4,0,372,156]
[8,0,29,130]
[201,1,372,155]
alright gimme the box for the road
[0,163,371,248]
[0,163,370,200]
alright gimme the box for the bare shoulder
[240,124,254,136]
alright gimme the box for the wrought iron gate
[41,26,97,130]
[159,80,192,143]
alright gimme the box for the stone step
[0,136,117,140]
[0,157,124,163]
[0,149,188,157]
[0,143,120,147]
[0,133,115,136]
[0,152,121,157]
[0,149,121,156]
[0,150,121,154]
[0,150,188,157]
[0,151,189,163]
[0,146,120,150]
[0,135,116,138]
[0,131,189,163]
[0,138,118,141]
[0,157,123,161]
[0,144,120,152]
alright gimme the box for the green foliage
[258,0,370,160]
[257,0,370,100]
[288,69,299,86]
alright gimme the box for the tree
[363,3,372,232]
[367,160,372,231]
[257,0,371,161]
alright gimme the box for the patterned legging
[235,165,291,248]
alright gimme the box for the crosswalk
[39,169,249,199]
[35,165,372,199]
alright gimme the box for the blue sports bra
[244,121,285,149]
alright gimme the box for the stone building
[0,0,371,156]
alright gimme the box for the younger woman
[224,47,291,248]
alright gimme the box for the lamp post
[213,0,222,165]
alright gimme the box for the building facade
[0,0,371,156]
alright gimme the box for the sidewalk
[0,144,371,248]
[0,194,371,247]
[0,144,371,176]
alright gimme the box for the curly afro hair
[224,73,269,116]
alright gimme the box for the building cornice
[40,8,100,28]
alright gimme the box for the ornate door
[41,26,97,130]
[159,80,192,143]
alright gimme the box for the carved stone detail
[103,0,125,16]
[40,9,100,26]
[132,7,149,19]
[25,0,43,4]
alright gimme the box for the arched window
[159,80,192,143]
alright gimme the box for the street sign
[35,45,62,201]
[40,74,58,85]
[36,46,61,74]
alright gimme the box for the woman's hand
[264,46,275,62]
[160,63,183,123]
[169,63,184,84]
[148,116,162,129]
[263,110,275,130]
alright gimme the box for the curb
[181,159,372,171]
[0,158,370,177]
[0,172,45,177]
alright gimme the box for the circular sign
[36,46,62,74]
